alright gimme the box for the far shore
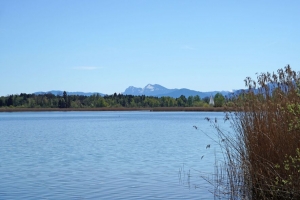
[0,107,229,112]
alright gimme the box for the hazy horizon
[30,83,235,96]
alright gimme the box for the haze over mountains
[34,91,105,97]
[35,84,232,98]
[123,84,231,98]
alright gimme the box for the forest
[0,91,227,108]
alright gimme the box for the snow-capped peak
[145,84,155,91]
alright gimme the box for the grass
[207,65,300,199]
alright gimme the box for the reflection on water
[0,111,229,199]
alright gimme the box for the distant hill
[34,90,105,96]
[33,84,233,98]
[159,88,230,98]
[123,84,231,98]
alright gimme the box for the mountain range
[34,90,105,96]
[123,84,231,98]
[34,84,232,98]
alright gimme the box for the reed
[210,65,300,199]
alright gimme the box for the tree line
[0,91,227,108]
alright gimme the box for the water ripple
[0,111,228,199]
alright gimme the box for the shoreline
[0,107,228,112]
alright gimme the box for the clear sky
[1,0,299,96]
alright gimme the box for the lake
[0,111,230,199]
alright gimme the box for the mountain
[123,84,176,96]
[34,90,105,96]
[160,89,230,98]
[33,84,232,98]
[123,84,231,98]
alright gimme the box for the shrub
[210,65,300,199]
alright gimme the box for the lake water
[0,111,230,199]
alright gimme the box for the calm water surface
[0,111,230,199]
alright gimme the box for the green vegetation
[208,65,300,199]
[213,92,225,107]
[0,92,227,109]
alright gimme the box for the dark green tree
[7,95,13,106]
[58,98,66,108]
[187,96,193,106]
[62,91,71,108]
[214,93,225,107]
[176,95,187,107]
[179,95,187,103]
[193,95,201,102]
[203,96,210,104]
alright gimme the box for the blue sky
[1,0,299,96]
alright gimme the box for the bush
[210,65,300,199]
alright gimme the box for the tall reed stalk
[211,65,300,199]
